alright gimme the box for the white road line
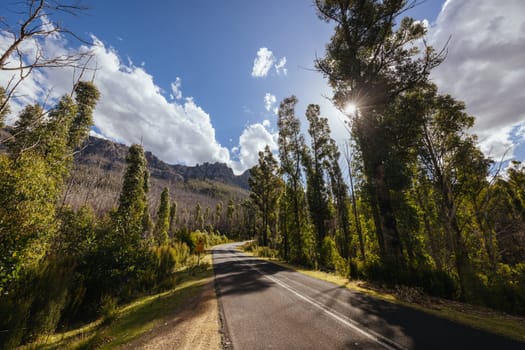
[227,249,407,350]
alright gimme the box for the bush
[358,258,458,299]
[241,241,278,259]
[99,295,118,324]
[255,246,279,259]
[466,263,525,315]
[0,257,75,348]
[320,237,349,277]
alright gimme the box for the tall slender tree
[249,145,283,247]
[154,187,170,245]
[116,144,150,246]
[303,104,332,263]
[278,96,308,263]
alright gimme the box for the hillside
[62,135,250,217]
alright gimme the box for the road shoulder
[122,276,221,350]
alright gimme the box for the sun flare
[344,102,357,116]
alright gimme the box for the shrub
[99,295,118,324]
[0,257,75,348]
[320,237,349,277]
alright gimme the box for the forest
[246,0,525,320]
[0,0,524,348]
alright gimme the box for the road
[212,243,524,350]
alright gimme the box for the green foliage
[0,82,99,295]
[462,264,525,315]
[99,295,118,325]
[320,237,348,276]
[188,230,230,253]
[68,82,101,149]
[303,104,332,263]
[243,241,279,259]
[153,187,170,245]
[116,144,150,245]
[0,153,57,292]
[0,256,75,347]
[249,145,282,247]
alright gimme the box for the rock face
[77,136,250,189]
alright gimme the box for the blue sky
[1,0,524,174]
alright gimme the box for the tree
[0,82,99,294]
[327,139,353,260]
[303,104,332,263]
[169,200,178,236]
[249,145,283,247]
[194,203,204,231]
[315,0,445,267]
[278,96,309,263]
[413,85,491,297]
[154,187,170,245]
[116,144,150,245]
[343,143,366,261]
[227,199,235,233]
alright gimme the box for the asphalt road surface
[213,242,524,350]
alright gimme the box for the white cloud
[251,47,287,78]
[264,92,277,113]
[251,47,275,77]
[231,122,278,174]
[429,0,525,161]
[170,77,182,100]
[262,119,271,128]
[275,56,287,76]
[0,32,235,170]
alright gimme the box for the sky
[0,0,524,174]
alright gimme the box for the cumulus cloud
[251,47,287,78]
[231,122,278,174]
[429,0,525,160]
[264,92,277,113]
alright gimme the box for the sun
[344,102,357,116]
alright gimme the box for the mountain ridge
[78,135,250,190]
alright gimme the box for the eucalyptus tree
[278,96,309,263]
[315,0,445,266]
[249,145,283,247]
[410,84,491,296]
[303,104,334,262]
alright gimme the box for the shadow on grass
[35,265,214,350]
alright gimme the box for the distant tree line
[247,0,525,316]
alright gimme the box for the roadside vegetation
[20,256,214,349]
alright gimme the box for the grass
[22,254,214,350]
[240,247,525,343]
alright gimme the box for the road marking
[226,248,407,350]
